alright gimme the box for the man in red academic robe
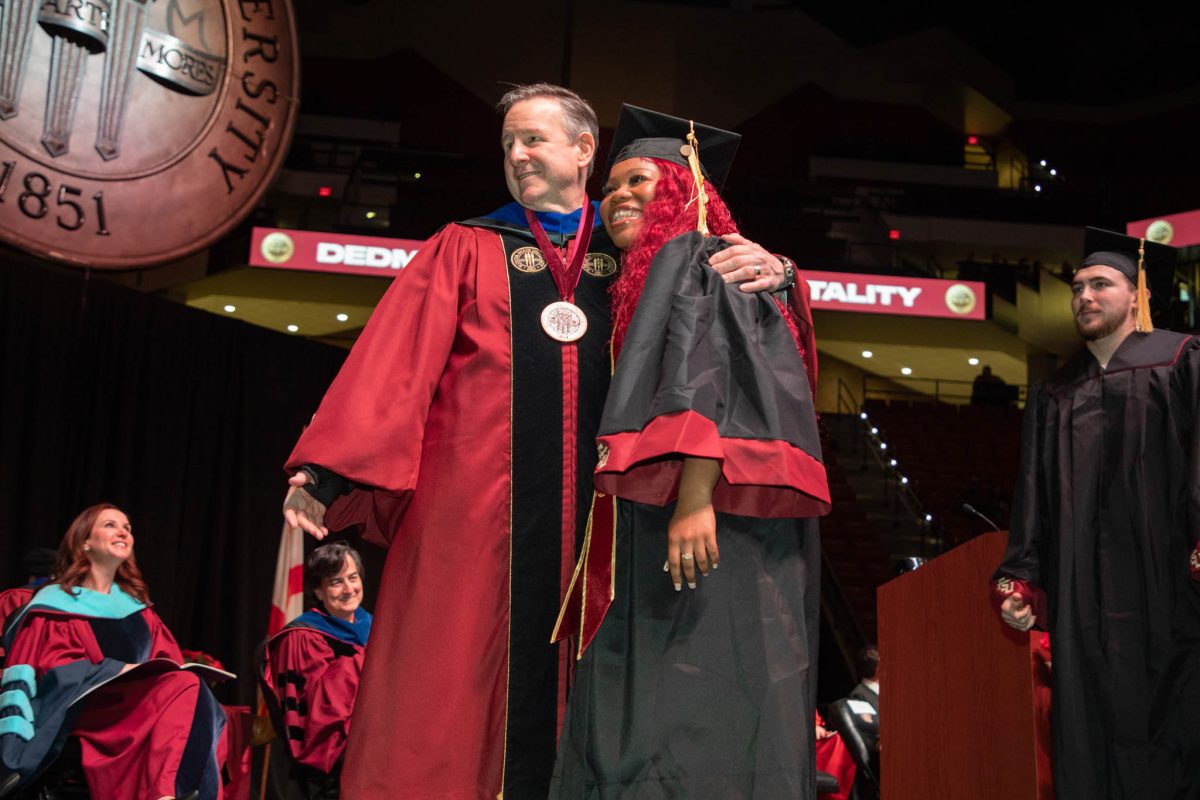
[281,83,796,800]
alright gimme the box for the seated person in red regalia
[0,547,57,664]
[263,541,371,780]
[0,504,225,800]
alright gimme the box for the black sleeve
[298,464,351,507]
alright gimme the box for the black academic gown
[551,232,831,799]
[996,329,1200,800]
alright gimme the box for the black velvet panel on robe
[459,214,618,800]
[996,329,1200,799]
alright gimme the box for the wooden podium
[876,530,1053,799]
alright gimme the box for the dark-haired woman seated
[0,504,224,800]
[263,541,371,780]
[551,107,830,798]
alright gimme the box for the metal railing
[863,375,1028,407]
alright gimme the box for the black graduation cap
[606,104,741,190]
[21,546,57,578]
[1078,227,1177,322]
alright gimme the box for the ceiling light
[862,350,873,358]
[1049,168,1057,176]
[900,367,912,376]
[1034,184,1042,192]
[365,211,377,220]
[336,313,349,322]
[223,304,236,313]
[1039,160,1047,167]
[414,172,422,179]
[287,324,299,333]
[968,357,980,366]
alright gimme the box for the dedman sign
[250,227,423,276]
[250,228,987,321]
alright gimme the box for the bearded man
[993,228,1200,799]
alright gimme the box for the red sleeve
[269,629,362,774]
[990,575,1048,631]
[4,610,103,676]
[815,732,857,800]
[787,274,819,399]
[0,588,32,625]
[284,224,489,545]
[143,608,184,661]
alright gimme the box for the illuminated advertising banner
[1126,209,1200,248]
[249,228,424,277]
[249,229,986,319]
[804,271,986,320]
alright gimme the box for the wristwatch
[778,256,796,291]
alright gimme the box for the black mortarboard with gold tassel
[1078,226,1178,333]
[606,104,741,236]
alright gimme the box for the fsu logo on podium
[0,0,297,267]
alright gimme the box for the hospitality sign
[804,271,986,320]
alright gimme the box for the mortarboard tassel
[1136,237,1154,333]
[683,120,709,236]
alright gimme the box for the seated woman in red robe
[262,541,371,781]
[0,504,225,800]
[551,107,830,798]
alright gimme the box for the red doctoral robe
[285,205,618,799]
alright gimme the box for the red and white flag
[268,520,305,636]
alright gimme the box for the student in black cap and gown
[993,228,1200,799]
[550,105,831,799]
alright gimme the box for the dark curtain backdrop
[0,254,367,705]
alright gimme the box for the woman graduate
[0,504,225,800]
[551,106,831,798]
[262,541,372,780]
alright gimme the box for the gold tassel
[684,120,709,236]
[1135,236,1154,333]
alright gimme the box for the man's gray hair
[497,83,599,175]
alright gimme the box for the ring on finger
[681,553,694,561]
[753,264,761,276]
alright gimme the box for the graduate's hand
[1000,592,1036,631]
[664,458,723,590]
[283,472,329,540]
[710,233,786,293]
[666,503,718,591]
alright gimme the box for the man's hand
[283,472,329,540]
[1000,592,1036,631]
[710,233,787,293]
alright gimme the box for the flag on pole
[268,519,305,636]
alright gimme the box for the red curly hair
[609,158,798,356]
[610,159,738,355]
[55,503,150,603]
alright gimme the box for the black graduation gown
[551,232,831,799]
[996,329,1200,799]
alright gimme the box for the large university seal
[0,0,297,268]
